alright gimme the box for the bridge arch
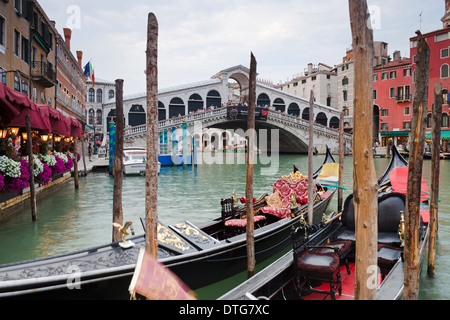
[330,116,340,129]
[129,104,146,127]
[169,97,185,118]
[257,93,271,107]
[158,101,166,121]
[316,112,328,126]
[188,94,204,113]
[206,90,221,108]
[302,108,310,121]
[273,98,285,112]
[288,102,300,117]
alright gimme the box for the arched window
[329,116,340,129]
[427,114,432,128]
[96,109,102,125]
[88,88,95,102]
[109,90,115,100]
[302,108,310,121]
[257,93,271,107]
[342,76,349,86]
[206,90,221,108]
[88,109,95,125]
[188,93,204,113]
[169,97,185,118]
[316,112,328,126]
[288,103,300,117]
[158,101,166,121]
[96,89,103,103]
[442,113,449,127]
[129,104,146,126]
[273,98,285,112]
[441,64,449,79]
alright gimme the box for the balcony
[31,61,56,88]
[396,94,412,103]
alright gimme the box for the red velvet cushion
[225,215,266,227]
[296,252,340,277]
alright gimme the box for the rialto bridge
[102,65,352,154]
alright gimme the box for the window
[373,90,377,100]
[427,114,432,128]
[21,80,28,95]
[403,121,411,130]
[443,113,449,127]
[442,48,449,58]
[21,36,29,64]
[109,90,115,100]
[381,109,389,117]
[404,106,410,115]
[14,0,22,14]
[343,90,348,102]
[13,75,20,91]
[397,87,404,101]
[0,15,5,53]
[390,88,395,98]
[381,123,389,131]
[41,91,45,104]
[0,68,5,84]
[88,88,95,102]
[403,68,412,77]
[389,71,396,79]
[88,109,95,125]
[96,89,102,103]
[381,72,388,80]
[13,29,20,56]
[32,87,37,103]
[342,77,349,86]
[373,74,378,82]
[441,64,449,78]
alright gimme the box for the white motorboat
[123,147,160,175]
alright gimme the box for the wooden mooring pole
[338,111,345,212]
[349,0,378,300]
[404,30,430,300]
[307,91,314,225]
[427,83,442,276]
[112,79,124,243]
[145,12,159,257]
[25,115,37,222]
[73,135,79,190]
[246,52,257,279]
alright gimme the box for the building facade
[276,63,337,109]
[410,2,450,150]
[373,53,412,147]
[55,27,87,123]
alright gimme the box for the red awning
[389,166,430,202]
[1,82,82,138]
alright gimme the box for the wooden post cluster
[25,115,37,222]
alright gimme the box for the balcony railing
[31,61,56,88]
[396,94,412,103]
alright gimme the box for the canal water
[0,153,449,299]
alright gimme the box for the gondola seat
[377,244,403,278]
[336,192,406,247]
[295,251,342,300]
[291,226,342,300]
[261,178,315,219]
[221,198,266,229]
[316,241,352,275]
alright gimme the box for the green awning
[426,130,450,140]
[381,131,410,137]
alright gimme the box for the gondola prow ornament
[113,221,135,249]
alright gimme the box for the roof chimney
[393,50,401,61]
[63,28,72,50]
[76,51,83,68]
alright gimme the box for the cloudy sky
[38,0,445,95]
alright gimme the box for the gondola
[0,148,337,300]
[219,145,430,301]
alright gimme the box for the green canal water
[0,153,449,299]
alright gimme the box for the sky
[38,0,445,96]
